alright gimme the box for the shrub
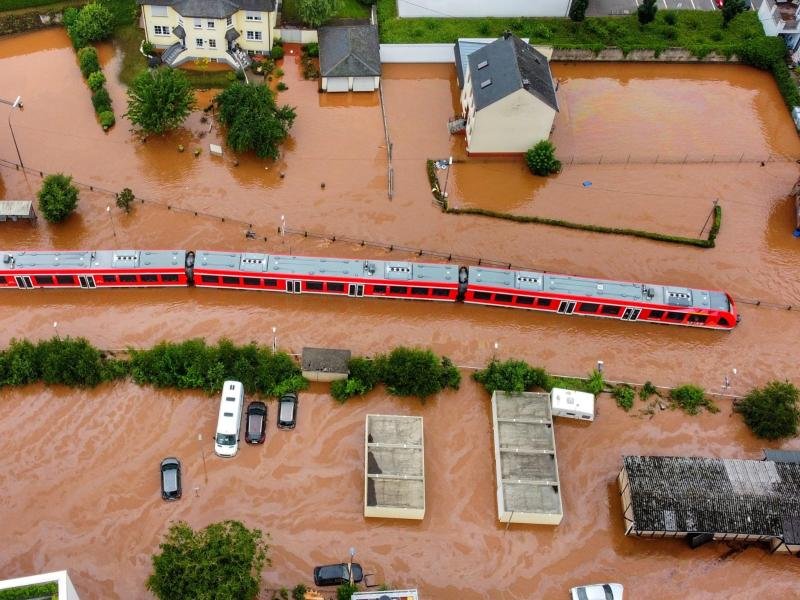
[669,384,718,415]
[336,583,359,600]
[710,30,723,42]
[525,140,561,176]
[722,0,746,27]
[37,173,79,223]
[473,359,548,394]
[277,82,288,91]
[613,385,635,411]
[116,187,135,212]
[275,68,285,77]
[63,6,79,28]
[297,0,339,28]
[99,110,115,129]
[236,68,246,81]
[292,584,308,600]
[638,0,658,24]
[736,381,799,439]
[142,40,155,55]
[304,42,320,57]
[77,46,100,78]
[548,370,604,395]
[569,0,588,22]
[639,380,658,400]
[663,10,677,25]
[736,36,784,70]
[92,87,112,113]
[68,2,114,48]
[273,37,283,47]
[87,70,106,92]
[272,45,285,60]
[382,347,460,399]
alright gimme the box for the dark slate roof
[318,24,381,78]
[623,455,800,541]
[301,347,351,374]
[467,33,558,112]
[764,449,800,464]
[137,0,275,18]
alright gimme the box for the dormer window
[480,79,492,89]
[477,60,488,70]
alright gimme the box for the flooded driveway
[1,28,800,599]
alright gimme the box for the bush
[736,381,800,439]
[380,347,460,399]
[116,187,135,212]
[63,6,80,28]
[569,0,588,22]
[92,87,112,113]
[722,0,746,27]
[99,110,115,129]
[77,46,100,78]
[639,380,658,400]
[472,359,548,394]
[336,583,359,600]
[297,0,338,28]
[87,70,106,92]
[275,67,285,77]
[303,42,320,57]
[669,384,718,415]
[277,82,288,91]
[292,584,308,600]
[37,173,79,223]
[663,11,677,25]
[68,1,114,48]
[736,36,784,70]
[638,0,658,24]
[525,140,561,176]
[0,583,58,600]
[613,385,635,411]
[272,45,285,60]
[142,40,155,55]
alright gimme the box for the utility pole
[0,95,24,168]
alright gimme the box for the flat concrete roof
[301,347,351,374]
[491,391,563,525]
[365,414,425,519]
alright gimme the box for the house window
[207,20,215,28]
[196,38,204,48]
[209,39,216,48]
[245,11,262,21]
[246,30,262,41]
[194,18,202,29]
[153,25,170,36]
[226,16,233,27]
[151,5,167,17]
[480,79,492,89]
[477,59,488,69]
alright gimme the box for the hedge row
[75,46,115,130]
[472,358,605,396]
[0,583,57,600]
[0,8,62,36]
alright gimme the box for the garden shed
[0,200,35,222]
[319,24,381,92]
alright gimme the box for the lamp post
[348,547,356,585]
[442,156,453,199]
[53,321,59,340]
[198,433,208,484]
[493,341,499,362]
[0,95,24,168]
[272,326,277,354]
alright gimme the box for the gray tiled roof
[467,33,558,112]
[301,347,351,374]
[138,0,275,18]
[318,24,380,78]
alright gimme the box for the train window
[243,277,260,286]
[601,305,620,315]
[515,296,534,305]
[412,287,429,296]
[536,298,552,307]
[327,282,345,292]
[579,303,599,313]
[141,274,158,282]
[495,294,513,302]
[432,288,450,297]
[56,275,75,284]
[306,281,323,291]
[371,285,386,293]
[201,275,219,284]
[162,274,179,283]
[222,276,239,285]
[102,275,117,283]
[389,286,408,294]
[647,310,664,319]
[263,279,277,287]
[666,311,685,321]
[119,274,136,283]
[35,275,54,285]
[688,314,707,324]
[473,291,491,300]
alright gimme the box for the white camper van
[214,380,245,457]
[550,387,595,421]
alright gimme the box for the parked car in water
[570,583,623,600]
[277,392,298,430]
[245,401,267,444]
[160,457,182,501]
[313,563,363,587]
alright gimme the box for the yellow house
[459,33,559,155]
[137,0,277,69]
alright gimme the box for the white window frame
[208,38,217,48]
[245,11,262,21]
[196,38,204,48]
[246,30,262,41]
[207,20,215,29]
[226,15,233,27]
[194,18,202,29]
[151,5,167,17]
[153,25,170,36]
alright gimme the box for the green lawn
[115,23,147,86]
[0,0,84,16]
[0,0,78,11]
[282,0,370,26]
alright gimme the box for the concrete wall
[380,41,551,64]
[466,89,556,154]
[277,27,318,44]
[759,0,781,36]
[551,47,738,62]
[396,0,569,18]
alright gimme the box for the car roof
[161,457,180,467]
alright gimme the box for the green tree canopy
[77,46,100,78]
[67,2,114,48]
[381,347,461,399]
[216,82,296,159]
[126,67,195,135]
[297,0,339,28]
[146,520,269,600]
[736,381,800,440]
[37,173,79,223]
[637,0,658,24]
[722,0,746,27]
[525,140,561,176]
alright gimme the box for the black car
[245,401,267,444]
[160,457,182,501]
[313,563,363,587]
[277,392,298,430]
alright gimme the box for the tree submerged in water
[125,67,195,135]
[525,140,561,176]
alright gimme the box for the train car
[192,251,466,301]
[464,266,738,330]
[0,250,191,289]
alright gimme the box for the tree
[67,2,114,48]
[722,0,746,27]
[525,140,561,176]
[87,71,106,92]
[381,347,460,399]
[637,0,658,24]
[116,187,135,213]
[569,0,588,22]
[216,83,296,159]
[297,0,339,28]
[125,67,195,135]
[146,520,269,600]
[736,381,800,440]
[37,173,79,223]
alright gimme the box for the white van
[214,380,245,457]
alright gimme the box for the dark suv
[313,563,363,587]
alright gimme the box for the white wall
[469,89,556,154]
[277,27,318,43]
[397,0,569,18]
[379,41,550,63]
[758,0,780,36]
[0,571,81,600]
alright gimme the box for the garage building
[319,24,381,92]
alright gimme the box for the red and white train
[0,249,739,330]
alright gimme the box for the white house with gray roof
[459,32,559,155]
[319,24,381,92]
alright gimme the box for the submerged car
[245,401,267,444]
[313,563,363,587]
[570,583,623,600]
[160,457,182,501]
[277,392,298,430]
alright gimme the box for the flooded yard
[1,27,800,599]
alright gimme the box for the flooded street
[1,28,800,599]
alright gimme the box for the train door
[348,284,364,297]
[78,275,96,289]
[621,308,641,321]
[285,280,301,294]
[14,276,33,289]
[557,301,576,314]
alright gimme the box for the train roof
[0,250,186,271]
[470,266,730,311]
[194,251,460,284]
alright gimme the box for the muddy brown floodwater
[1,29,800,599]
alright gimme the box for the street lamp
[0,95,24,168]
[442,156,453,199]
[272,326,277,354]
[348,547,356,584]
[53,321,59,340]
